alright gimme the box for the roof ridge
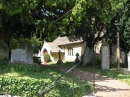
[52,36,68,42]
[52,36,60,42]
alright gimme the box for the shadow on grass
[48,61,130,85]
[0,65,64,80]
[78,65,130,85]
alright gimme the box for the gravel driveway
[44,65,130,97]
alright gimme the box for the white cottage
[40,36,86,64]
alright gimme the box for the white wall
[40,42,51,64]
[63,42,85,61]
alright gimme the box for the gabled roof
[48,42,63,53]
[53,36,83,45]
[53,36,70,45]
[46,36,83,53]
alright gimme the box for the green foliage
[1,0,40,16]
[0,63,93,97]
[0,40,9,51]
[20,38,32,48]
[44,54,51,62]
[106,0,130,51]
[30,35,43,53]
[0,63,40,72]
[0,53,4,62]
[9,36,42,53]
[45,0,75,8]
[30,35,42,47]
[9,37,19,49]
[0,77,51,97]
[0,40,9,62]
[20,37,42,53]
[42,0,127,48]
[0,61,8,67]
[0,0,41,47]
[0,0,127,47]
[0,76,92,97]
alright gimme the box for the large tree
[0,0,127,42]
[0,0,66,45]
[33,0,127,41]
[107,0,130,53]
[42,0,127,64]
[0,0,39,46]
[0,0,127,62]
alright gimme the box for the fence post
[72,69,74,97]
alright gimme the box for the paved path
[44,65,130,97]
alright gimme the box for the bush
[44,54,51,62]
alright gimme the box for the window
[68,47,73,56]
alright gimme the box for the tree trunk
[0,27,10,60]
[0,27,9,45]
[82,46,93,66]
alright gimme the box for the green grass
[78,66,130,86]
[47,61,57,65]
[0,66,62,80]
[0,63,93,97]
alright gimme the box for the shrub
[44,54,51,62]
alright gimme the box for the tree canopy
[106,0,130,52]
[0,0,127,49]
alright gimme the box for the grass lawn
[0,66,62,80]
